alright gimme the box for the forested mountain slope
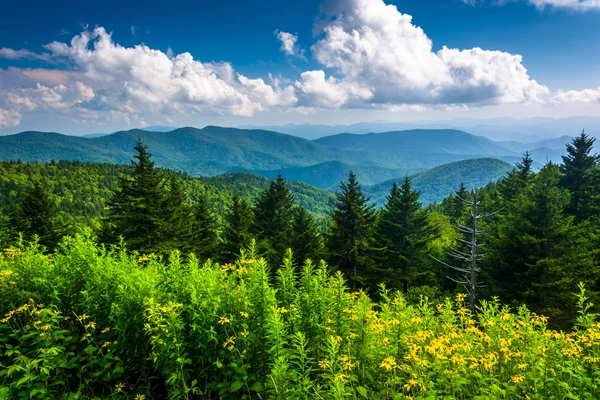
[0,161,334,227]
[365,158,513,205]
[0,127,523,186]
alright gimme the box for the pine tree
[443,183,470,224]
[155,177,195,255]
[221,195,254,261]
[499,151,535,203]
[377,178,436,291]
[290,206,323,264]
[326,172,376,288]
[191,193,220,261]
[484,162,599,329]
[560,130,600,221]
[10,182,61,250]
[104,138,166,253]
[252,174,296,266]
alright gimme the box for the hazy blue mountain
[364,158,513,206]
[141,125,178,132]
[82,125,178,138]
[497,135,573,153]
[235,161,412,191]
[0,127,380,176]
[244,117,597,142]
[314,129,517,156]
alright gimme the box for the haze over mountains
[243,116,598,142]
[0,124,572,204]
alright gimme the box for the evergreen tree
[326,172,376,287]
[104,138,166,253]
[9,182,61,250]
[221,195,254,261]
[499,151,535,203]
[191,194,220,261]
[484,162,599,329]
[377,178,436,291]
[155,177,195,255]
[560,130,600,221]
[443,183,470,224]
[252,174,296,266]
[290,206,323,264]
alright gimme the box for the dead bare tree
[431,188,501,309]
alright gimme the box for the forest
[1,132,600,399]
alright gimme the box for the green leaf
[357,386,368,398]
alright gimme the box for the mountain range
[0,125,570,205]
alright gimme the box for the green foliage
[290,206,324,265]
[104,139,168,253]
[326,172,377,288]
[376,178,438,291]
[2,237,600,399]
[560,130,600,221]
[191,193,220,260]
[8,182,62,251]
[252,174,296,266]
[365,158,513,206]
[220,195,254,262]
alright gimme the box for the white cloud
[0,109,22,128]
[275,30,306,59]
[0,0,598,130]
[462,0,600,10]
[130,26,136,35]
[295,70,372,108]
[41,27,296,117]
[0,48,50,61]
[312,0,550,107]
[529,0,600,10]
[554,87,600,103]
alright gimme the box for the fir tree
[191,194,220,261]
[155,177,195,255]
[290,206,323,264]
[484,162,599,329]
[499,152,535,203]
[326,172,376,288]
[443,183,470,224]
[377,178,436,291]
[560,130,600,221]
[9,182,61,250]
[252,174,296,266]
[221,195,254,261]
[104,138,166,253]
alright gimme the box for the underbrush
[1,234,599,399]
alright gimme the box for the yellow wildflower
[380,356,396,371]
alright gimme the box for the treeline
[2,132,600,328]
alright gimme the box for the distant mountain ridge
[314,129,517,156]
[0,126,524,203]
[364,158,513,206]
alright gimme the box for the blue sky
[0,0,599,134]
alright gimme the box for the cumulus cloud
[554,87,600,103]
[40,27,296,117]
[0,0,598,129]
[311,0,550,107]
[275,31,306,59]
[0,109,22,128]
[295,70,372,108]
